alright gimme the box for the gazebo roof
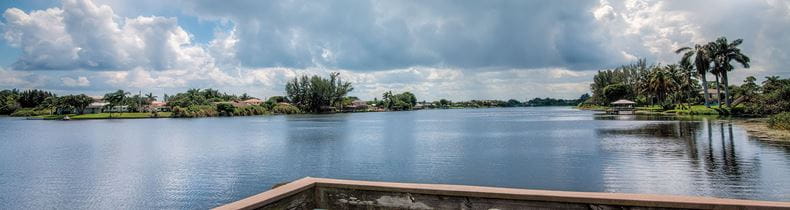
[611,99,636,105]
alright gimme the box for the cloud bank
[0,0,788,100]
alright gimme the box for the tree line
[584,36,789,116]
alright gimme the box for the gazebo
[609,99,636,115]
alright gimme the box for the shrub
[10,108,52,116]
[233,105,268,116]
[172,105,218,118]
[272,104,301,114]
[768,112,790,131]
[216,103,236,116]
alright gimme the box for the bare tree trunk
[723,73,731,108]
[701,73,711,108]
[715,74,722,108]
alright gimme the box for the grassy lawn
[32,112,172,120]
[576,104,608,111]
[670,105,720,115]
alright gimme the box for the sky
[0,0,788,101]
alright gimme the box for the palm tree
[646,67,677,107]
[676,44,713,108]
[763,76,781,93]
[676,62,699,109]
[707,37,751,108]
[103,90,129,118]
[145,92,157,103]
[382,91,394,110]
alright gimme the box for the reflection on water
[596,118,790,200]
[0,108,789,209]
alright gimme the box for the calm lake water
[1,107,789,209]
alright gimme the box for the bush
[232,105,268,116]
[272,104,301,114]
[10,108,52,116]
[216,103,236,116]
[768,112,790,131]
[172,105,218,118]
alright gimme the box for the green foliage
[17,89,55,108]
[589,59,651,105]
[380,91,417,110]
[233,105,268,116]
[10,108,52,116]
[33,112,172,120]
[603,83,632,103]
[768,112,790,131]
[740,76,790,115]
[103,90,129,117]
[58,94,94,114]
[672,105,720,115]
[267,96,289,103]
[271,104,301,114]
[504,99,523,107]
[216,103,236,115]
[172,105,218,118]
[525,97,584,106]
[286,72,353,113]
[0,89,20,114]
[438,99,451,108]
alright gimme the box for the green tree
[707,37,750,108]
[103,90,129,118]
[0,89,20,114]
[240,93,253,100]
[645,66,678,108]
[57,94,93,114]
[267,96,289,103]
[17,89,55,108]
[603,83,632,104]
[763,76,783,93]
[677,44,713,108]
[285,72,354,113]
[145,93,157,103]
[438,99,450,108]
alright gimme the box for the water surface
[1,107,789,209]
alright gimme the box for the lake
[1,107,789,209]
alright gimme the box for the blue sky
[1,0,789,100]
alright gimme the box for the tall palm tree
[707,37,751,108]
[676,44,712,108]
[103,90,129,118]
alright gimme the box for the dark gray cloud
[184,0,628,71]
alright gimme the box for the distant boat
[62,116,71,120]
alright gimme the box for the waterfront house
[146,101,170,112]
[342,100,368,112]
[700,88,721,101]
[84,102,108,114]
[105,105,129,113]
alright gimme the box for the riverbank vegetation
[768,112,790,131]
[32,112,173,120]
[582,36,789,119]
[286,72,353,113]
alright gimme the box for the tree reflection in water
[593,116,782,199]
